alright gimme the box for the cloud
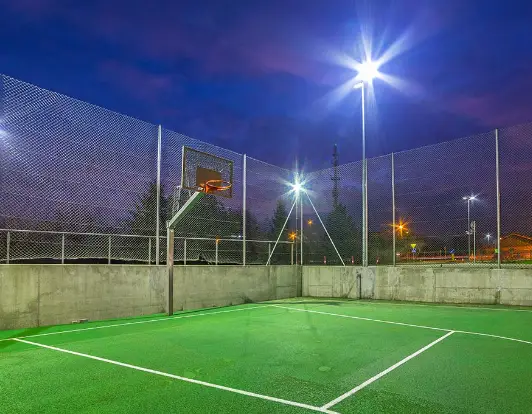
[98,60,177,102]
[452,83,532,128]
[1,0,57,15]
[1,0,332,83]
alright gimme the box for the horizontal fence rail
[0,229,293,265]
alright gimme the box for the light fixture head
[356,60,380,82]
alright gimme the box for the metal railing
[0,229,294,265]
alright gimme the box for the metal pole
[61,233,65,264]
[291,243,294,265]
[473,221,476,263]
[167,228,174,316]
[391,153,396,266]
[295,192,298,264]
[6,231,10,264]
[215,239,219,265]
[108,236,112,264]
[467,200,471,261]
[156,125,162,265]
[361,83,368,267]
[495,128,501,268]
[242,154,247,266]
[268,243,271,266]
[300,191,303,265]
[184,239,187,266]
[148,237,152,264]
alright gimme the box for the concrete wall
[302,267,375,299]
[303,266,532,306]
[0,265,300,330]
[173,265,300,310]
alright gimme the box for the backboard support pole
[166,191,206,316]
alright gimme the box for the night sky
[1,0,532,170]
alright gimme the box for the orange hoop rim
[203,179,232,193]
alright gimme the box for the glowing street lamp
[396,223,407,238]
[462,195,477,260]
[485,233,492,244]
[354,60,381,267]
[307,219,313,226]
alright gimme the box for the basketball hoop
[203,179,232,194]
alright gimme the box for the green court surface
[2,299,532,413]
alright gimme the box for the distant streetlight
[395,221,408,238]
[485,233,492,244]
[462,195,477,260]
[397,224,405,237]
[307,219,313,226]
[289,231,297,241]
[354,60,381,267]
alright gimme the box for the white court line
[271,305,532,345]
[321,331,455,410]
[355,300,532,313]
[0,305,266,343]
[270,305,450,332]
[14,338,337,414]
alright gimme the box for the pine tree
[323,203,360,265]
[270,200,289,239]
[125,182,168,236]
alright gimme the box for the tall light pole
[354,60,380,267]
[462,195,476,261]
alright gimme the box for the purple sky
[1,0,532,170]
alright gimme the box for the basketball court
[2,299,532,413]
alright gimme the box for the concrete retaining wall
[173,265,300,310]
[302,267,375,299]
[0,265,299,330]
[303,266,532,306]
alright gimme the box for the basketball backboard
[181,146,234,198]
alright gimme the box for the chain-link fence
[1,74,532,268]
[0,75,293,265]
[246,157,294,264]
[305,161,362,266]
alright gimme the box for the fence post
[167,229,174,316]
[495,128,501,268]
[215,239,219,265]
[300,193,304,265]
[61,233,65,264]
[391,153,396,266]
[108,235,112,265]
[184,239,187,266]
[148,237,152,264]
[6,231,10,264]
[155,125,162,265]
[291,243,294,265]
[268,243,271,266]
[242,154,247,266]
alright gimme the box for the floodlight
[292,182,302,194]
[356,60,380,82]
